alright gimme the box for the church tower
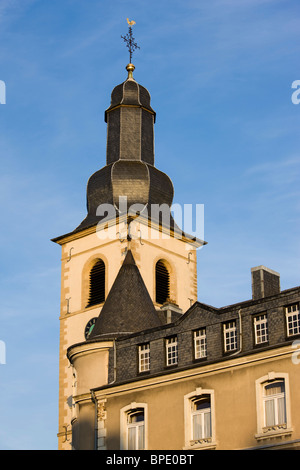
[52,27,204,449]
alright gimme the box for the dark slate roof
[104,78,156,122]
[88,250,162,340]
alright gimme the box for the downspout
[91,338,116,449]
[91,390,98,450]
[107,338,117,385]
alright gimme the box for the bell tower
[52,23,204,450]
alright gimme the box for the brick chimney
[251,266,280,300]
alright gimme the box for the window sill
[183,438,216,450]
[255,425,293,441]
[164,363,178,370]
[137,370,150,377]
[85,303,104,311]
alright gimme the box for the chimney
[251,266,280,300]
[159,300,183,324]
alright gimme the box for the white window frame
[166,336,178,366]
[263,381,286,427]
[255,372,293,441]
[138,343,150,373]
[286,303,300,337]
[183,388,216,450]
[254,314,269,344]
[194,329,207,359]
[223,321,237,352]
[120,402,148,450]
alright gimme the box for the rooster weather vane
[121,18,140,64]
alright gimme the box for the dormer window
[286,303,300,337]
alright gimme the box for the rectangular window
[263,381,286,427]
[127,410,145,450]
[223,321,237,352]
[191,397,212,440]
[166,336,178,366]
[194,329,207,359]
[254,314,268,344]
[286,303,300,336]
[138,343,150,373]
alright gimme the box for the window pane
[265,382,284,396]
[255,314,268,344]
[166,337,178,365]
[138,425,145,450]
[139,344,150,372]
[193,413,202,440]
[265,399,275,426]
[192,397,211,440]
[128,427,136,450]
[224,322,237,351]
[278,397,286,425]
[128,411,144,423]
[204,411,211,439]
[194,399,210,411]
[286,304,300,336]
[194,329,207,359]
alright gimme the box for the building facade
[52,62,300,450]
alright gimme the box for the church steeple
[104,18,156,165]
[73,57,176,233]
[105,66,156,165]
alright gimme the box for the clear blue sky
[0,0,299,450]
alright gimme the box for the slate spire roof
[89,250,161,340]
[71,70,175,235]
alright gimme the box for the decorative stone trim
[97,400,107,450]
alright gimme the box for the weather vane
[121,18,140,64]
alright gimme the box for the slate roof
[88,250,162,340]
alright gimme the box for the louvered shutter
[86,259,105,307]
[155,260,170,304]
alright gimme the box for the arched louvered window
[155,260,170,304]
[86,259,105,307]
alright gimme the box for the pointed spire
[89,250,161,339]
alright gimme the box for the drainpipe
[91,390,98,450]
[108,338,117,385]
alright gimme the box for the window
[155,260,170,304]
[120,403,148,450]
[254,314,268,344]
[191,396,211,440]
[263,381,286,427]
[183,389,216,450]
[286,303,300,337]
[127,409,145,450]
[166,336,178,366]
[194,329,207,359]
[223,321,237,352]
[255,373,292,441]
[138,343,150,373]
[86,259,105,307]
